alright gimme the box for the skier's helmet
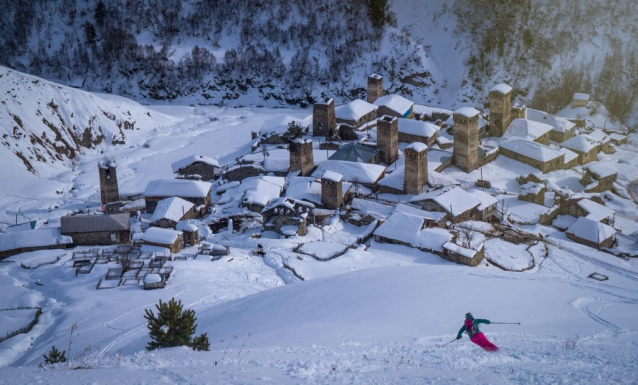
[465,312,473,319]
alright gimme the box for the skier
[456,312,499,352]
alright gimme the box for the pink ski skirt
[470,332,499,352]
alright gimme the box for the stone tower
[289,139,314,176]
[98,159,119,205]
[488,83,512,137]
[510,104,526,125]
[377,115,398,165]
[404,142,428,195]
[312,98,336,137]
[367,74,383,104]
[453,107,480,173]
[321,171,343,210]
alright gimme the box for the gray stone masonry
[453,113,479,173]
[489,88,512,137]
[313,98,336,137]
[404,145,428,195]
[289,140,314,176]
[377,115,398,165]
[367,74,383,104]
[321,178,343,209]
[99,162,120,205]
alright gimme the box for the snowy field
[1,77,638,383]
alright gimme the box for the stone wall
[289,140,314,176]
[489,89,512,137]
[67,230,131,246]
[99,164,120,205]
[441,244,484,267]
[377,115,398,165]
[453,113,480,172]
[313,99,336,137]
[404,145,428,195]
[367,74,383,104]
[143,237,183,253]
[398,131,438,147]
[336,110,377,129]
[566,232,613,249]
[518,186,546,205]
[498,147,564,173]
[177,163,218,181]
[570,148,598,165]
[549,128,575,143]
[223,164,264,182]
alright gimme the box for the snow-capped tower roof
[490,83,512,95]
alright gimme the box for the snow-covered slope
[0,66,169,176]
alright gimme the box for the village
[1,74,634,294]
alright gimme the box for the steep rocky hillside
[0,66,167,176]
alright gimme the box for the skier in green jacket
[456,313,499,352]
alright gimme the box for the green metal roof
[329,143,378,163]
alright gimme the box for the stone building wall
[510,107,525,124]
[453,113,480,172]
[441,244,484,267]
[99,164,120,205]
[223,165,264,182]
[377,115,398,165]
[549,128,575,143]
[289,140,314,176]
[518,186,546,205]
[143,237,183,254]
[336,110,377,129]
[404,146,428,195]
[313,99,336,137]
[398,131,439,147]
[489,89,512,137]
[367,74,383,104]
[569,148,598,165]
[177,163,218,181]
[321,179,343,209]
[566,232,613,249]
[67,230,131,246]
[498,147,564,173]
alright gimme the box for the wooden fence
[0,307,42,344]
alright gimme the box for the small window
[110,233,117,242]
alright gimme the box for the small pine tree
[41,346,67,366]
[190,332,210,352]
[144,298,198,350]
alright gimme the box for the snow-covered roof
[588,129,611,144]
[61,214,130,233]
[98,159,116,169]
[311,160,386,184]
[373,94,414,115]
[558,148,579,164]
[525,109,575,133]
[405,142,428,152]
[573,93,590,101]
[144,273,163,284]
[428,170,460,188]
[560,135,599,153]
[144,179,212,198]
[504,119,553,141]
[171,155,219,173]
[150,197,194,223]
[577,199,615,222]
[259,115,304,136]
[329,143,378,163]
[394,203,447,221]
[398,118,439,138]
[520,182,544,195]
[350,198,395,219]
[322,170,343,183]
[0,227,72,252]
[179,223,198,232]
[443,242,479,259]
[374,211,453,252]
[500,138,564,162]
[411,186,481,216]
[141,227,182,245]
[240,176,285,207]
[262,197,315,213]
[566,217,616,243]
[586,163,617,178]
[369,73,382,79]
[335,99,378,121]
[454,107,480,118]
[471,190,498,210]
[608,133,626,141]
[413,104,452,119]
[490,83,512,95]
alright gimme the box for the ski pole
[490,322,521,325]
[438,338,458,348]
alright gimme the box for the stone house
[329,143,379,164]
[518,182,546,205]
[566,217,615,249]
[61,214,130,245]
[588,130,614,154]
[141,227,183,253]
[559,135,599,165]
[262,197,315,236]
[442,242,485,267]
[0,228,72,259]
[373,94,415,119]
[499,139,565,173]
[144,179,212,214]
[558,198,615,225]
[608,133,628,146]
[410,186,481,223]
[503,118,552,145]
[311,160,386,191]
[149,197,196,229]
[559,148,579,170]
[171,155,220,181]
[572,93,590,108]
[525,108,576,143]
[222,164,265,182]
[397,118,440,146]
[335,99,379,129]
[258,115,307,144]
[472,190,498,221]
[580,163,618,193]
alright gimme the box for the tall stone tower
[289,139,314,176]
[377,115,398,165]
[510,104,526,125]
[367,74,383,104]
[321,171,343,210]
[453,107,480,173]
[312,98,336,137]
[98,159,119,205]
[404,142,428,195]
[488,83,512,137]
